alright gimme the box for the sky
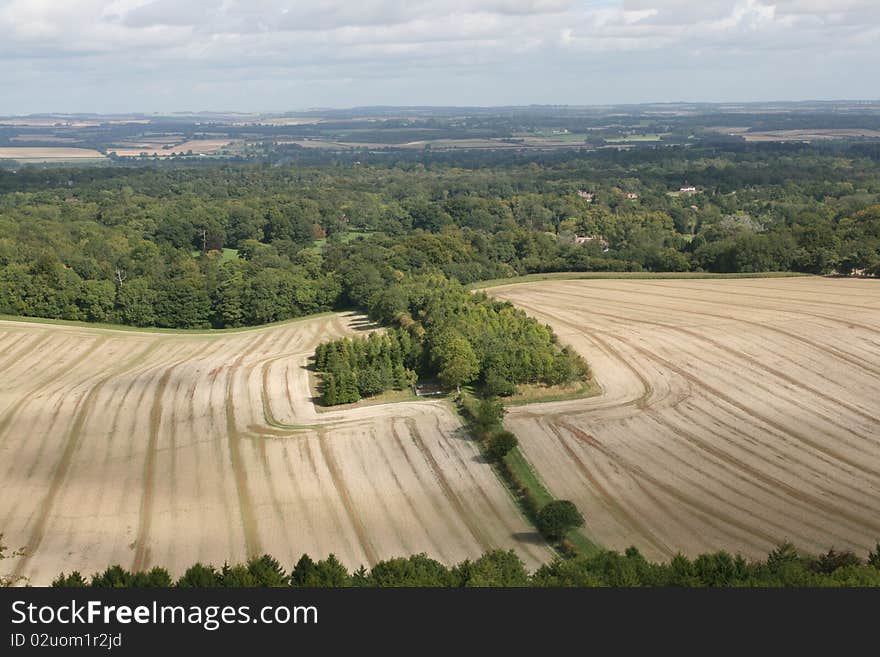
[0,0,878,114]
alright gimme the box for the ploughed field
[0,314,549,585]
[492,277,880,561]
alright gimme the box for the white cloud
[0,0,876,112]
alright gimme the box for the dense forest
[1,143,878,329]
[44,542,880,588]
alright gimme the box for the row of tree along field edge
[2,149,878,329]
[37,542,880,588]
[456,392,594,554]
[313,274,590,406]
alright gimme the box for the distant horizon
[4,98,880,118]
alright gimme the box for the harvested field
[109,140,234,157]
[492,277,880,561]
[0,313,548,585]
[704,127,880,141]
[746,129,880,142]
[9,136,83,144]
[240,117,324,126]
[0,147,105,160]
[0,119,99,128]
[279,138,592,151]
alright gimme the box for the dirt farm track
[0,313,549,585]
[492,277,880,561]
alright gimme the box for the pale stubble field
[492,277,880,561]
[3,276,878,585]
[0,313,549,585]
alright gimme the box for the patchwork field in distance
[108,139,234,157]
[492,277,880,561]
[0,314,549,585]
[0,147,105,160]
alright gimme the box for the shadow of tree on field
[512,531,547,547]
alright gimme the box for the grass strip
[455,390,602,558]
[503,446,602,557]
[470,270,811,290]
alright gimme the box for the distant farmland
[108,139,234,157]
[0,147,105,160]
[493,277,880,561]
[0,313,548,585]
[705,127,880,142]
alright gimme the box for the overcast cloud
[0,0,876,113]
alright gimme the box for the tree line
[1,147,878,329]
[42,543,880,588]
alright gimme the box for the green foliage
[4,154,874,331]
[534,548,659,587]
[368,554,455,587]
[455,550,530,587]
[487,430,518,461]
[432,329,479,390]
[313,274,592,406]
[90,565,136,588]
[811,549,862,575]
[469,398,506,435]
[314,271,592,405]
[246,554,288,587]
[219,563,258,587]
[176,563,221,587]
[532,558,605,587]
[692,551,749,587]
[289,554,318,586]
[51,571,88,587]
[482,370,518,397]
[44,540,880,587]
[291,554,352,587]
[314,329,417,405]
[351,565,370,587]
[131,567,173,587]
[88,565,172,587]
[766,542,803,571]
[537,500,585,540]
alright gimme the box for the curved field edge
[470,271,812,290]
[0,311,341,336]
[1,273,810,334]
[489,276,880,561]
[500,445,602,556]
[0,312,553,585]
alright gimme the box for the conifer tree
[322,373,338,406]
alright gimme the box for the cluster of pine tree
[48,543,880,588]
[371,274,591,396]
[314,330,419,405]
[313,274,591,406]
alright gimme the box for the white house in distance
[624,192,639,199]
[680,183,698,193]
[574,235,610,251]
[577,190,594,202]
